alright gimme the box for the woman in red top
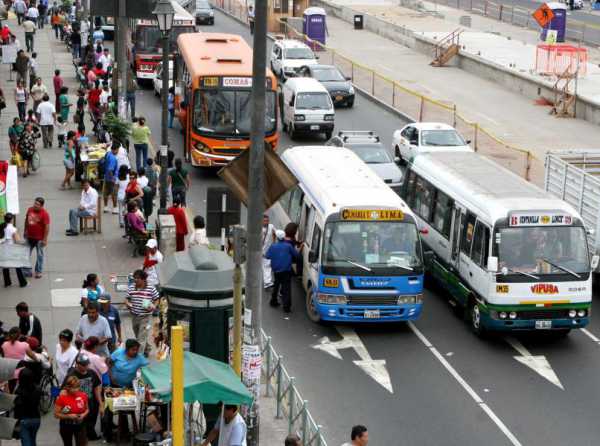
[87,81,102,120]
[168,197,189,252]
[55,376,89,446]
[125,170,144,210]
[0,25,11,44]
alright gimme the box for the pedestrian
[25,109,38,128]
[66,178,98,236]
[63,355,103,441]
[116,165,130,228]
[189,215,209,247]
[75,302,112,357]
[13,0,26,24]
[200,404,247,446]
[102,144,119,214]
[9,118,24,160]
[92,26,103,45]
[75,89,86,124]
[30,77,47,117]
[125,169,144,211]
[19,122,39,178]
[26,4,39,24]
[0,24,10,44]
[265,230,301,312]
[22,17,35,52]
[15,50,29,86]
[56,329,78,386]
[107,339,149,388]
[70,28,81,59]
[262,214,276,288]
[37,94,55,149]
[59,86,72,123]
[284,435,301,446]
[14,79,28,122]
[80,273,111,309]
[167,86,175,128]
[99,296,122,352]
[131,117,151,172]
[61,131,76,190]
[167,158,190,206]
[23,197,49,279]
[56,116,67,147]
[57,11,67,40]
[50,9,60,38]
[81,337,109,383]
[37,2,47,29]
[28,52,38,91]
[0,87,6,118]
[126,201,147,237]
[248,4,255,34]
[14,367,42,446]
[1,327,37,361]
[142,239,163,287]
[53,69,63,111]
[16,302,43,344]
[99,48,112,73]
[168,197,188,252]
[54,375,89,446]
[99,82,111,114]
[1,213,28,288]
[126,68,137,118]
[125,269,160,357]
[146,158,158,199]
[341,425,369,446]
[87,80,101,121]
[284,222,303,277]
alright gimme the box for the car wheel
[289,123,297,140]
[469,298,487,338]
[325,130,332,140]
[306,284,321,323]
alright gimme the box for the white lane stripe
[408,322,523,446]
[581,328,600,343]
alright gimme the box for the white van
[281,77,335,140]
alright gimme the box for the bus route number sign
[341,209,404,221]
[509,212,572,227]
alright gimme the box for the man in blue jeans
[66,179,98,236]
[265,230,302,313]
[23,197,50,278]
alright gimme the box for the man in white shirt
[30,77,48,115]
[22,18,36,52]
[142,239,163,287]
[98,48,113,72]
[26,5,39,23]
[262,214,275,287]
[37,94,56,148]
[99,83,111,112]
[341,425,369,446]
[13,0,27,24]
[67,179,98,236]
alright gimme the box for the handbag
[0,98,6,110]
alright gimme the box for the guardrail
[260,330,328,446]
[216,0,542,183]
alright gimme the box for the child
[56,116,67,147]
[189,215,209,247]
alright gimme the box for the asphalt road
[136,10,600,446]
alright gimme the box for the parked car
[194,0,214,25]
[270,39,318,81]
[153,61,174,96]
[327,131,403,193]
[392,122,472,164]
[299,64,354,107]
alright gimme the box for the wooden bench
[79,197,102,234]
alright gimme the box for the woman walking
[131,117,151,172]
[9,117,24,161]
[58,87,72,123]
[55,376,89,446]
[116,165,130,228]
[61,131,76,190]
[55,329,78,387]
[167,158,190,207]
[14,368,42,446]
[1,214,27,288]
[19,122,39,178]
[15,80,28,122]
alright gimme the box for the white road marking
[581,328,600,343]
[312,326,393,393]
[408,322,522,446]
[506,337,564,390]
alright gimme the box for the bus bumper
[136,71,155,80]
[317,303,423,322]
[481,313,590,331]
[191,150,235,167]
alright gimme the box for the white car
[392,122,473,164]
[153,61,174,96]
[270,39,318,81]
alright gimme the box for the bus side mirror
[308,250,318,263]
[423,250,434,266]
[591,255,599,270]
[487,256,498,273]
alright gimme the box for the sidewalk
[0,13,287,446]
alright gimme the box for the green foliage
[103,111,131,146]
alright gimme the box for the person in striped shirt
[125,269,159,356]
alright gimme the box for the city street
[131,9,600,446]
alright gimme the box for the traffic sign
[532,3,555,28]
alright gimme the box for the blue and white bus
[275,146,424,323]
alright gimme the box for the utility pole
[232,225,247,376]
[171,326,184,446]
[245,0,268,442]
[115,0,128,119]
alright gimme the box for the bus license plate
[364,309,380,319]
[535,320,552,330]
[310,125,319,130]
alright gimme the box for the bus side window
[432,190,454,239]
[403,171,417,207]
[311,224,322,259]
[288,186,304,224]
[460,212,477,256]
[299,203,311,242]
[470,221,490,267]
[279,188,293,215]
[414,176,433,221]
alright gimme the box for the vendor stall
[79,140,108,184]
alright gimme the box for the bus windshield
[135,26,195,53]
[193,89,277,136]
[497,226,590,276]
[322,221,422,272]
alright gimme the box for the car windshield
[323,221,422,270]
[312,67,345,82]
[420,129,466,147]
[295,92,331,110]
[193,89,277,136]
[135,26,195,53]
[348,144,393,164]
[285,47,315,59]
[497,226,590,275]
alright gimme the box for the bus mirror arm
[591,254,600,271]
[487,256,499,273]
[308,250,318,264]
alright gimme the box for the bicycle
[39,360,60,414]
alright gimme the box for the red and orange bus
[176,33,279,167]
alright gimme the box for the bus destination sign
[509,212,572,227]
[341,209,404,221]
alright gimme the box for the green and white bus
[401,152,598,336]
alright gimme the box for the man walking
[99,296,122,352]
[53,69,63,111]
[22,17,36,52]
[26,4,39,24]
[102,144,119,214]
[37,94,55,148]
[23,197,50,278]
[262,214,275,288]
[341,425,369,446]
[30,77,47,116]
[75,302,112,357]
[125,270,160,356]
[248,4,255,34]
[66,179,98,236]
[37,2,47,29]
[126,68,137,119]
[13,0,26,24]
[265,230,301,313]
[16,302,43,344]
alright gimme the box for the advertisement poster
[0,162,19,220]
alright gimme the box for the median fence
[261,331,328,446]
[217,0,543,183]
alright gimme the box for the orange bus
[176,33,279,167]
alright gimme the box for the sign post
[1,44,17,82]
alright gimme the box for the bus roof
[178,33,272,78]
[281,146,414,218]
[410,152,579,224]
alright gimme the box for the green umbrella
[141,351,253,405]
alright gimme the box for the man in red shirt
[168,197,189,252]
[87,80,102,120]
[53,69,63,111]
[23,197,50,278]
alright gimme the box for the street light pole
[153,0,175,214]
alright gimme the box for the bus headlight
[294,114,305,121]
[499,311,507,319]
[568,310,577,318]
[348,85,355,94]
[195,142,209,153]
[577,309,586,317]
[324,114,335,121]
[509,311,517,320]
[396,294,423,304]
[317,293,347,304]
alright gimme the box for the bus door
[448,203,468,304]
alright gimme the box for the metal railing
[260,330,328,446]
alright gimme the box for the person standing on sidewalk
[13,0,27,25]
[14,79,29,122]
[37,94,56,148]
[55,329,78,387]
[18,122,39,178]
[26,4,39,25]
[125,270,160,357]
[61,130,76,190]
[16,302,43,344]
[126,67,137,118]
[28,53,38,91]
[54,375,89,446]
[341,426,369,446]
[131,117,151,172]
[189,215,209,247]
[70,28,81,60]
[66,178,98,236]
[262,214,276,288]
[13,367,42,446]
[265,230,301,312]
[167,87,175,128]
[23,197,50,279]
[59,86,72,123]
[22,17,36,53]
[75,303,112,357]
[102,144,119,214]
[53,69,64,111]
[168,198,188,252]
[142,239,163,288]
[37,2,47,29]
[30,77,47,117]
[167,158,190,206]
[99,296,122,352]
[15,51,29,87]
[1,214,28,288]
[247,4,255,34]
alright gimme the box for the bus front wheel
[469,299,486,338]
[306,285,321,323]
